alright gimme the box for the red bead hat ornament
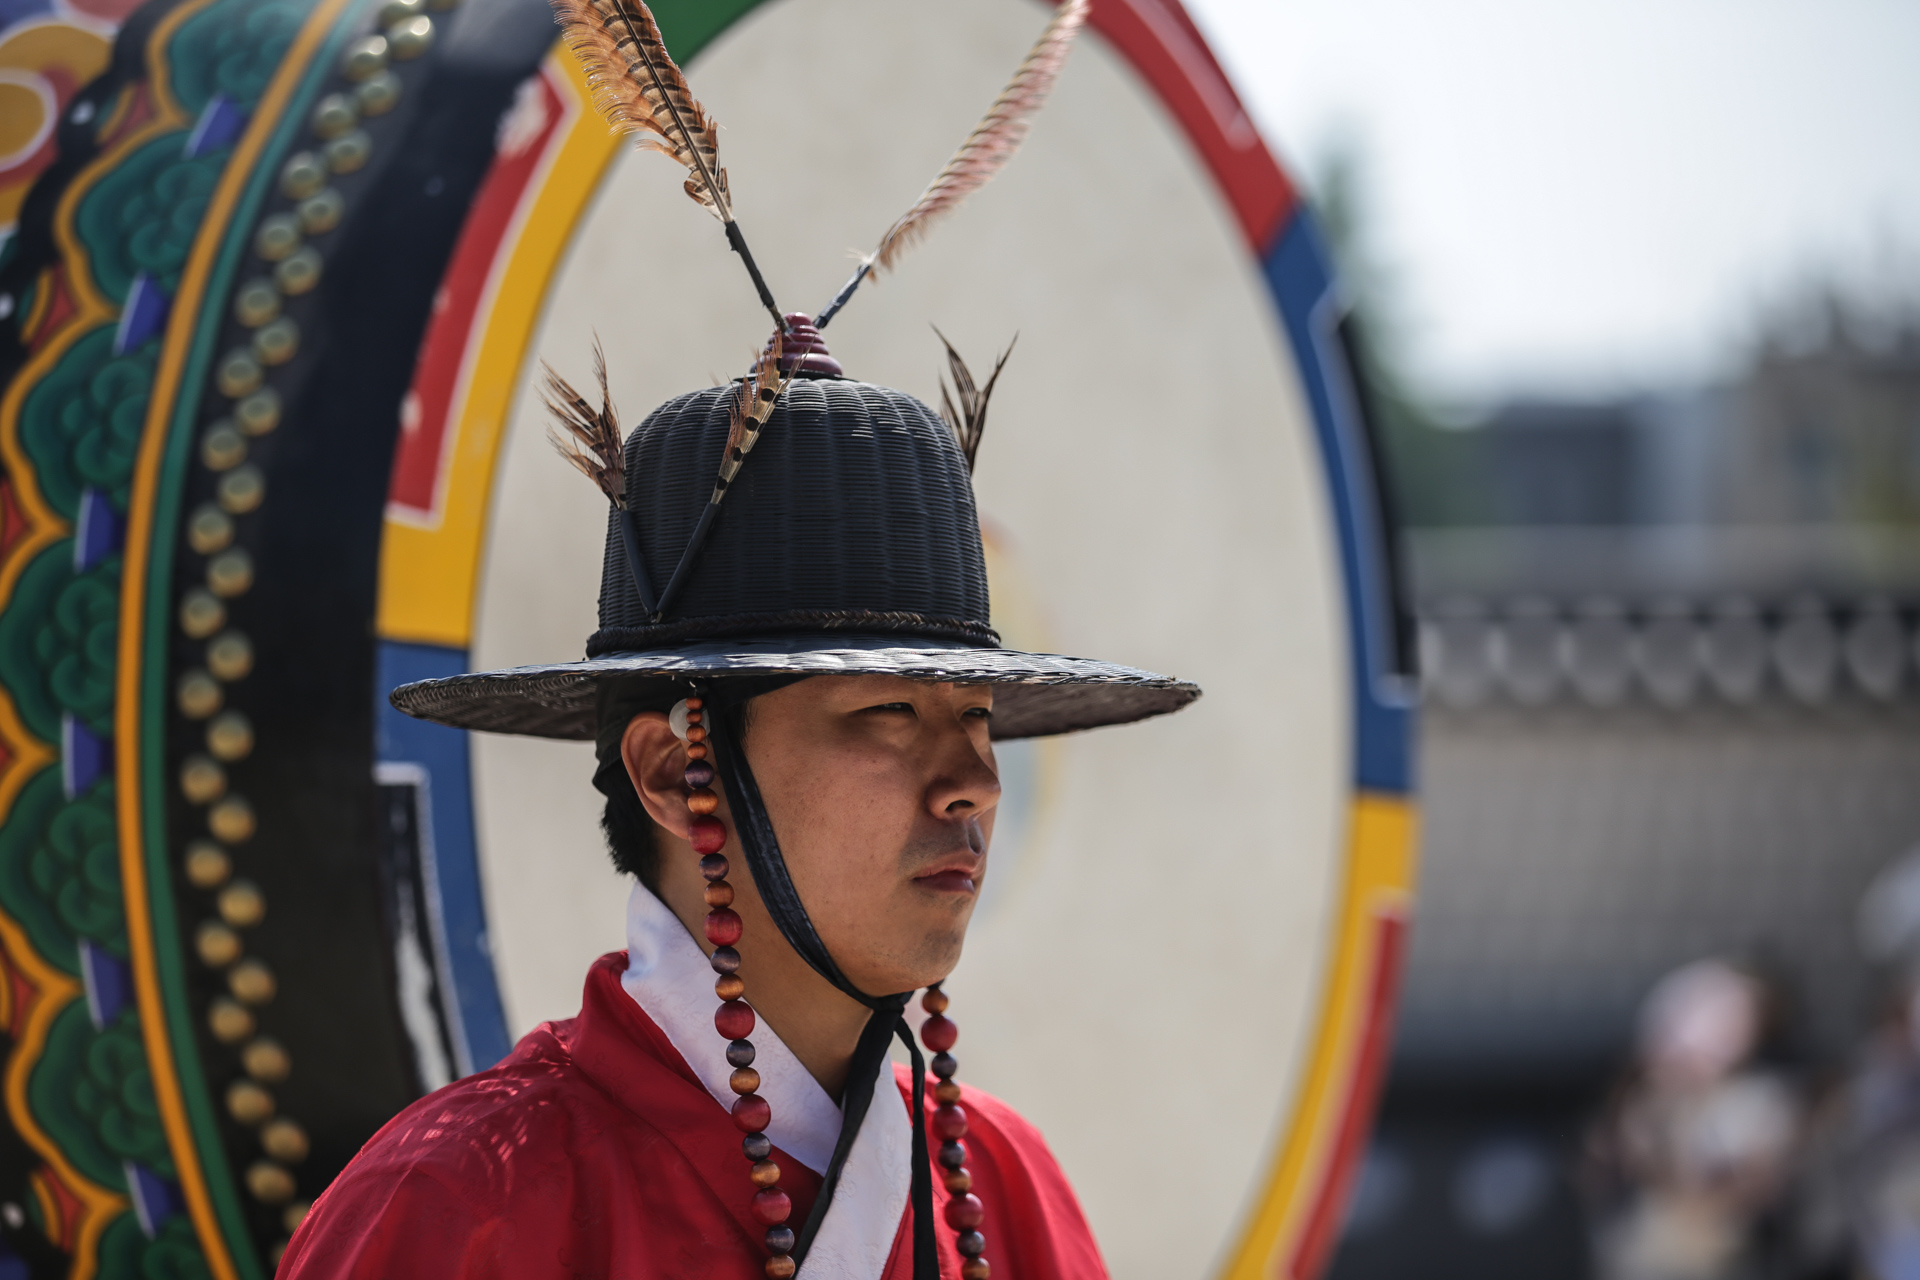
[676,696,799,1279]
[923,986,991,1279]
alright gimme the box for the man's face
[741,675,998,994]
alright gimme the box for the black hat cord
[682,691,958,1280]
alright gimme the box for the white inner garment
[621,881,911,1276]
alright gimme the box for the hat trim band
[586,609,1001,655]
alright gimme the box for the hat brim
[389,634,1200,740]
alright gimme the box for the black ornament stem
[616,506,658,616]
[726,220,788,333]
[813,260,871,330]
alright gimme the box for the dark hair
[601,769,661,892]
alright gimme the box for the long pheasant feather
[552,0,731,220]
[874,0,1087,271]
[816,0,1089,326]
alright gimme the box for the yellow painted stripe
[1217,792,1418,1280]
[375,48,620,647]
[116,0,359,1273]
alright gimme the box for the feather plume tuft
[542,340,626,506]
[934,329,1015,474]
[551,0,731,221]
[872,0,1088,274]
[715,333,789,495]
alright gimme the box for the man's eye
[964,706,993,720]
[863,702,915,714]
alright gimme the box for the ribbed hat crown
[588,375,996,656]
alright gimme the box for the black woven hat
[389,323,1199,740]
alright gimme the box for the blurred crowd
[1584,848,1920,1280]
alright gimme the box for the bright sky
[1181,0,1920,401]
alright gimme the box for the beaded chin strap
[671,696,991,1280]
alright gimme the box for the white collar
[621,881,910,1277]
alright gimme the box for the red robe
[279,954,1108,1278]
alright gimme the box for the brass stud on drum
[228,957,276,1004]
[233,279,280,328]
[386,14,432,59]
[216,350,263,398]
[310,93,358,140]
[195,920,242,967]
[218,464,266,514]
[341,35,388,81]
[209,997,255,1043]
[252,318,299,366]
[187,504,234,555]
[235,387,281,435]
[244,1036,292,1083]
[208,710,254,761]
[185,840,232,889]
[210,795,257,844]
[180,754,227,804]
[218,879,266,928]
[177,670,223,719]
[297,188,345,235]
[247,1161,296,1205]
[261,1118,309,1164]
[355,70,401,116]
[379,0,424,23]
[279,152,327,201]
[323,130,372,174]
[180,589,226,638]
[200,421,246,471]
[227,1080,275,1125]
[207,631,254,682]
[283,1201,312,1234]
[207,548,253,598]
[276,247,322,296]
[254,213,301,262]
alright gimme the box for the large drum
[0,0,1414,1276]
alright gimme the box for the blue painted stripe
[375,641,515,1072]
[1262,209,1415,795]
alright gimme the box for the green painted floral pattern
[99,1214,215,1280]
[30,779,124,961]
[0,770,123,972]
[17,328,154,518]
[0,543,120,740]
[75,142,226,304]
[170,0,307,115]
[31,1002,175,1189]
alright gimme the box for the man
[278,315,1196,1278]
[281,3,1198,1275]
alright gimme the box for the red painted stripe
[1078,0,1297,253]
[1288,910,1408,1280]
[385,67,568,516]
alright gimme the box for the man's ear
[621,711,695,838]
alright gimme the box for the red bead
[715,1000,756,1040]
[933,1104,967,1140]
[690,816,726,854]
[706,909,743,947]
[750,1188,792,1225]
[944,1193,984,1230]
[920,1015,957,1053]
[732,1093,771,1133]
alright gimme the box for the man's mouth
[912,854,982,895]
